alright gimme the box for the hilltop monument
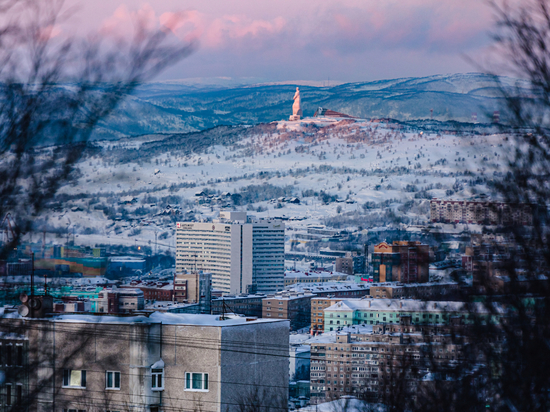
[289,87,302,120]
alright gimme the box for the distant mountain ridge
[92,73,522,141]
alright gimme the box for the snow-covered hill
[38,116,509,252]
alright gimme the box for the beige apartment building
[0,311,289,412]
[263,291,314,331]
[308,318,474,405]
[430,198,533,225]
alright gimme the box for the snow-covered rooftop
[324,298,491,313]
[4,310,287,327]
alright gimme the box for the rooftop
[3,309,288,327]
[284,281,369,294]
[324,298,493,313]
[284,270,347,279]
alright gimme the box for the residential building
[263,292,314,331]
[211,294,265,318]
[430,198,533,225]
[121,281,174,302]
[287,283,369,332]
[311,298,343,332]
[285,282,370,299]
[173,271,212,313]
[176,211,285,295]
[372,241,429,283]
[0,311,289,412]
[308,319,474,404]
[322,298,497,332]
[284,270,349,286]
[335,257,353,275]
[93,287,145,313]
[369,282,460,300]
[290,344,311,381]
[335,252,366,275]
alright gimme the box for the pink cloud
[100,4,158,38]
[38,24,63,42]
[101,5,286,51]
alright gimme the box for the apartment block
[263,292,314,331]
[284,270,349,286]
[211,294,265,318]
[308,319,470,404]
[93,287,145,313]
[323,298,496,332]
[372,241,429,283]
[0,311,289,412]
[173,271,212,313]
[430,198,533,225]
[311,298,343,332]
[176,211,285,295]
[369,282,460,300]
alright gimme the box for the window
[16,385,21,406]
[185,372,209,391]
[152,369,163,390]
[16,345,23,366]
[106,371,121,390]
[63,370,86,388]
[6,384,11,405]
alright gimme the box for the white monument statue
[290,87,303,121]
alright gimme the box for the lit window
[106,371,121,390]
[185,372,209,391]
[152,369,164,390]
[63,370,86,388]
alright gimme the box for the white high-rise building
[176,211,285,295]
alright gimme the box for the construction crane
[1,213,16,244]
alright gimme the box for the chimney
[400,301,403,309]
[369,301,371,308]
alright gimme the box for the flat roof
[3,310,288,327]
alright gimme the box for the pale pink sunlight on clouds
[59,0,502,82]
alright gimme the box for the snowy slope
[36,116,510,252]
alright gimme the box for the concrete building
[335,252,366,275]
[372,241,429,283]
[308,320,474,404]
[290,344,311,381]
[430,198,533,225]
[369,282,460,300]
[121,281,174,302]
[93,287,145,313]
[211,294,265,318]
[176,211,285,295]
[0,311,289,412]
[173,271,212,313]
[263,291,314,331]
[322,298,497,332]
[335,257,354,275]
[284,270,349,286]
[311,298,343,332]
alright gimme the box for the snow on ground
[36,116,510,249]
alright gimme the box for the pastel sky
[60,0,499,83]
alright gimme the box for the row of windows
[62,369,208,392]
